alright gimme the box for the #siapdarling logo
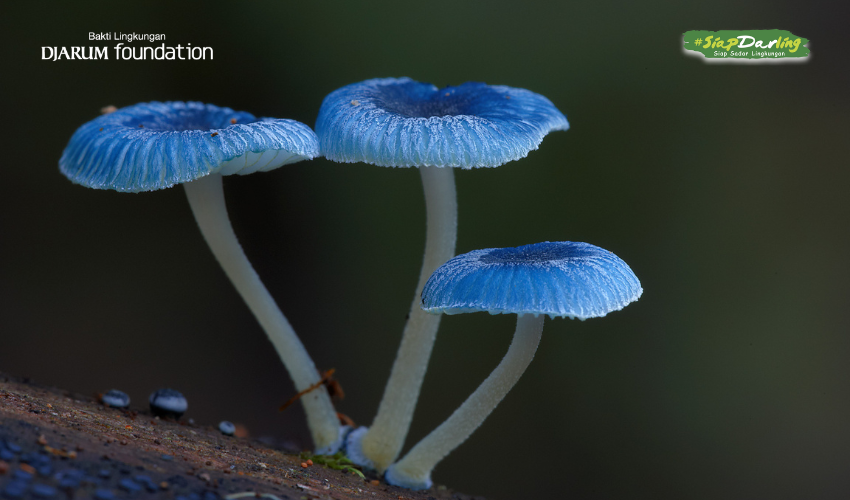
[683,30,810,64]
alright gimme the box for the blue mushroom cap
[316,77,568,168]
[101,389,131,408]
[149,388,188,417]
[218,420,236,436]
[421,241,642,319]
[60,101,320,193]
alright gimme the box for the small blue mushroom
[317,78,569,471]
[218,421,236,436]
[422,241,642,319]
[60,102,341,453]
[384,241,642,490]
[101,390,130,409]
[148,388,188,419]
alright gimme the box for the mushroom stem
[183,173,342,453]
[384,314,544,490]
[356,166,458,471]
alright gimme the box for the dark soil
[0,373,486,500]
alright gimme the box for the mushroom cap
[421,241,642,319]
[148,388,188,415]
[60,101,320,193]
[101,389,130,409]
[218,420,236,436]
[316,77,568,168]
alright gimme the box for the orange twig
[279,369,337,412]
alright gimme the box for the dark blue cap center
[479,241,599,264]
[108,106,255,131]
[375,81,486,118]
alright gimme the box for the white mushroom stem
[183,173,341,453]
[357,166,458,471]
[384,314,544,490]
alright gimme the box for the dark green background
[1,2,847,499]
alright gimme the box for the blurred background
[1,1,848,499]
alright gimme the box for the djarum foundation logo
[683,30,810,64]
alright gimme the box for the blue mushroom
[317,78,569,169]
[149,388,188,419]
[421,241,641,319]
[317,78,569,471]
[60,102,342,453]
[384,241,642,490]
[218,420,236,436]
[101,389,130,409]
[60,102,318,192]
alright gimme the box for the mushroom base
[316,425,353,456]
[384,464,433,491]
[342,426,376,469]
[385,314,544,489]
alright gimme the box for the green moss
[300,451,366,479]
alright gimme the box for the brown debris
[337,412,355,427]
[0,373,482,500]
[279,369,343,412]
[44,445,78,459]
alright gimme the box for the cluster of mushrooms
[60,77,643,490]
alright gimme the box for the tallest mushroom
[316,77,568,471]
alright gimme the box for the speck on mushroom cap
[421,241,642,319]
[60,101,320,193]
[316,77,569,169]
